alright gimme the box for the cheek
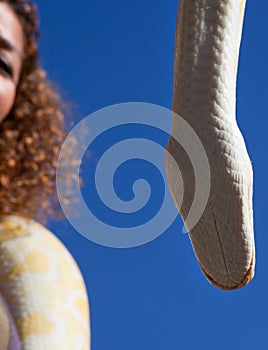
[0,78,16,124]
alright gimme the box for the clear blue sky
[35,1,267,349]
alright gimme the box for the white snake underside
[166,0,255,289]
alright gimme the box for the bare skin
[0,2,24,124]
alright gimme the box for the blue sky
[35,1,267,349]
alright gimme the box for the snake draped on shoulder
[0,215,90,350]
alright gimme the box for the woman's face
[0,2,24,124]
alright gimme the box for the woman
[0,1,90,349]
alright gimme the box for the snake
[165,0,255,290]
[0,215,90,349]
[0,1,255,348]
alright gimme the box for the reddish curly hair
[0,0,69,221]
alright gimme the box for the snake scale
[0,216,90,349]
[166,0,255,289]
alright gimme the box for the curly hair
[0,0,69,221]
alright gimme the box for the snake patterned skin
[0,292,21,349]
[0,215,90,349]
[166,0,255,289]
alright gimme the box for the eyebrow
[0,34,23,60]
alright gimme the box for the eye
[0,56,13,79]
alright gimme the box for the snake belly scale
[165,0,255,289]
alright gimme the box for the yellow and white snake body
[166,0,255,289]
